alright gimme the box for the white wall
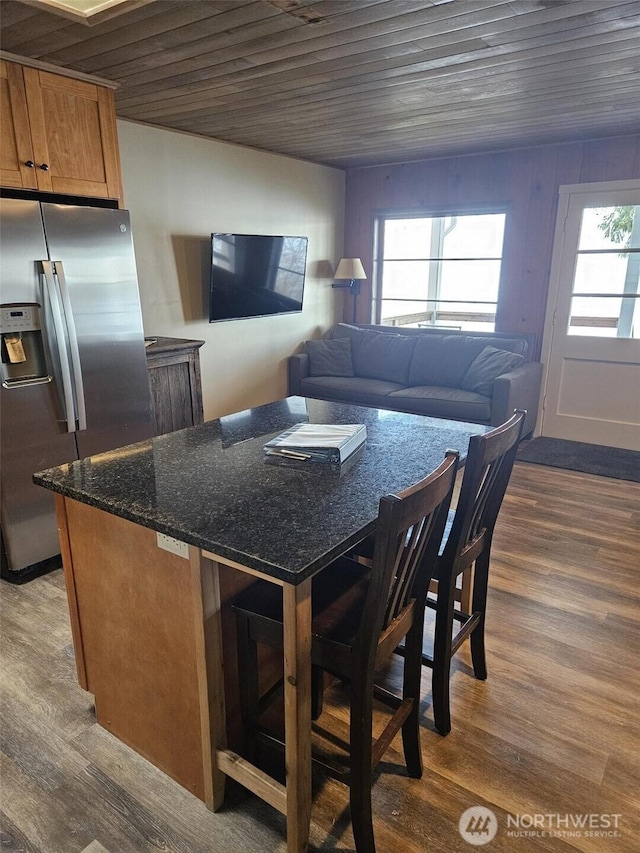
[117,120,345,419]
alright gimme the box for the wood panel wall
[344,133,640,357]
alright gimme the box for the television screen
[209,233,308,322]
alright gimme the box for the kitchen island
[34,396,489,853]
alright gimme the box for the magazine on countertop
[263,422,366,463]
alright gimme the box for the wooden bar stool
[232,452,459,853]
[424,410,525,735]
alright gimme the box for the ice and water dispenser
[0,304,50,386]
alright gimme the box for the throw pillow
[332,324,417,384]
[305,337,354,377]
[461,346,525,396]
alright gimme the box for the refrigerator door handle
[52,260,87,432]
[41,260,77,433]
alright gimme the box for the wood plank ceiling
[2,0,639,169]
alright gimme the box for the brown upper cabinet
[1,59,123,205]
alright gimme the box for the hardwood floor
[1,462,639,852]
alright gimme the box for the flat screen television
[209,233,308,322]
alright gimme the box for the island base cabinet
[54,494,290,825]
[55,495,219,806]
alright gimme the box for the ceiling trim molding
[21,0,155,27]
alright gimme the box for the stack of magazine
[263,422,366,464]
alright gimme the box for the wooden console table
[145,336,205,435]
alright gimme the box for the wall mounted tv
[209,233,308,322]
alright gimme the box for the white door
[540,180,640,451]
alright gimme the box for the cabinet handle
[25,160,34,168]
[39,163,49,171]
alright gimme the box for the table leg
[199,554,228,810]
[282,578,312,853]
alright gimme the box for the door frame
[539,178,640,446]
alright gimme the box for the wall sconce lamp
[331,258,366,322]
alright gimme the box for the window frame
[567,203,640,338]
[372,204,509,331]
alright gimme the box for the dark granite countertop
[33,397,488,585]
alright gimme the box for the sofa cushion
[407,334,528,388]
[461,346,525,396]
[332,324,417,384]
[305,337,354,377]
[388,386,492,422]
[299,375,404,406]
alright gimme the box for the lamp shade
[334,258,366,280]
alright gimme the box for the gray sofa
[288,323,543,437]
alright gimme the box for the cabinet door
[148,360,194,436]
[23,68,123,202]
[146,342,205,436]
[0,60,37,189]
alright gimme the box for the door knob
[25,160,34,168]
[39,163,49,171]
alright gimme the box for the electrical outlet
[156,532,189,559]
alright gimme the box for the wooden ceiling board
[88,12,299,80]
[0,1,36,26]
[118,53,637,142]
[60,0,420,75]
[122,26,639,122]
[1,11,75,51]
[481,1,640,45]
[38,3,238,66]
[130,41,621,126]
[1,0,639,168]
[114,17,638,114]
[204,76,637,146]
[208,89,639,146]
[265,101,640,159]
[181,78,640,145]
[0,1,175,56]
[110,2,520,97]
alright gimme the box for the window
[373,212,506,332]
[568,205,640,337]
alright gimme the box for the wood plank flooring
[1,462,639,852]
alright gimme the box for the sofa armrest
[491,361,543,437]
[288,352,310,395]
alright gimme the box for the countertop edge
[33,472,372,586]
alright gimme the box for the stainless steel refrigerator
[1,198,154,582]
